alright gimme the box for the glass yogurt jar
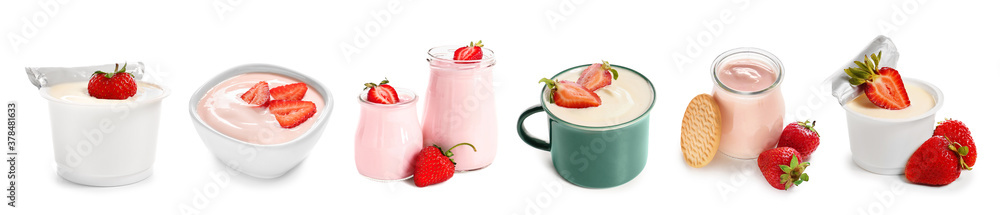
[711,47,786,159]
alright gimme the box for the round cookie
[681,94,722,168]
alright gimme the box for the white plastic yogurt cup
[841,78,943,175]
[27,62,170,186]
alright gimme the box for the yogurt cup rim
[39,81,171,107]
[188,64,334,148]
[841,78,943,123]
[538,64,656,130]
[711,47,785,95]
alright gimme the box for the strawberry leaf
[790,155,799,169]
[118,62,128,73]
[779,165,792,173]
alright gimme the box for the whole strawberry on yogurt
[88,63,137,100]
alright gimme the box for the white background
[1,0,997,214]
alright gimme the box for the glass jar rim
[711,47,784,95]
[357,87,418,107]
[426,45,496,64]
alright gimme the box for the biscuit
[681,94,722,168]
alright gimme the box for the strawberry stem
[798,120,819,137]
[601,60,618,80]
[946,138,973,170]
[444,143,477,158]
[779,154,810,190]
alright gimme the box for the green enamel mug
[516,64,655,188]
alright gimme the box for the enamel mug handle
[517,105,550,151]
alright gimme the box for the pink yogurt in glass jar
[711,47,786,159]
[355,89,423,181]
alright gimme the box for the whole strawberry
[88,63,137,100]
[757,147,810,190]
[776,120,820,160]
[905,135,971,186]
[414,143,477,187]
[933,119,976,168]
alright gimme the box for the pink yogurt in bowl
[189,64,332,178]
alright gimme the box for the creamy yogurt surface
[44,81,165,104]
[197,73,325,145]
[846,82,935,119]
[544,66,653,127]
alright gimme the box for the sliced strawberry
[862,67,910,110]
[844,51,910,110]
[270,83,307,101]
[453,40,484,61]
[240,81,270,106]
[364,79,399,104]
[539,78,601,108]
[576,60,619,91]
[268,100,317,128]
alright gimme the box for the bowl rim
[188,64,334,148]
[841,78,943,123]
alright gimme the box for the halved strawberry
[240,81,270,106]
[539,78,601,108]
[270,83,307,101]
[453,40,484,61]
[268,100,317,129]
[364,79,399,104]
[576,60,619,91]
[844,51,910,110]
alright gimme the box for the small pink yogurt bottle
[711,47,786,159]
[355,88,423,181]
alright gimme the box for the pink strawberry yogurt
[196,73,325,145]
[711,48,786,159]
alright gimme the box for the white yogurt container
[828,36,944,175]
[27,62,170,186]
[842,79,942,174]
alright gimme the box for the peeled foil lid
[26,62,146,89]
[825,35,899,105]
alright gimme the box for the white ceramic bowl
[842,78,943,175]
[188,64,333,178]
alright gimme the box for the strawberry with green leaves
[933,119,977,168]
[905,135,971,186]
[88,63,137,100]
[844,51,910,110]
[414,143,477,187]
[757,147,810,190]
[776,120,821,160]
